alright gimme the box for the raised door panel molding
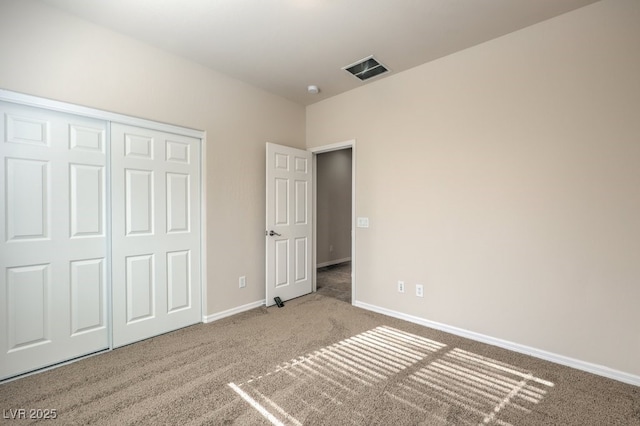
[125,254,155,323]
[5,114,50,147]
[294,180,308,225]
[167,250,190,313]
[166,140,190,164]
[125,169,154,236]
[69,124,105,153]
[275,239,289,288]
[294,237,308,283]
[294,156,307,174]
[166,173,190,234]
[5,158,49,241]
[275,178,289,226]
[6,264,50,352]
[70,164,104,238]
[275,153,288,170]
[124,133,153,159]
[70,258,105,335]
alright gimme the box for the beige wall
[316,149,352,265]
[0,0,306,316]
[307,0,640,376]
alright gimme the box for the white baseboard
[203,300,264,324]
[354,300,640,387]
[317,257,351,269]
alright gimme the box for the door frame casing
[309,140,356,304]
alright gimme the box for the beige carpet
[316,262,351,304]
[1,293,638,425]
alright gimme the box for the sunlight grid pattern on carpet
[229,326,553,425]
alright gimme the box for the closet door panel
[0,102,108,380]
[111,123,201,348]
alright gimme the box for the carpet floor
[0,293,638,425]
[316,262,351,304]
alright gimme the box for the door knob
[268,230,281,237]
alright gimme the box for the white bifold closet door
[110,123,201,348]
[0,102,109,379]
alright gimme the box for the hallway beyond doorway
[316,262,351,303]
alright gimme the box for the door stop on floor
[274,297,285,308]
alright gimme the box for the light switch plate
[357,217,369,228]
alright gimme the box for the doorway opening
[311,142,355,304]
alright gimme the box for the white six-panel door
[111,123,201,348]
[0,102,108,379]
[265,143,313,306]
[0,93,204,379]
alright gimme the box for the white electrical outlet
[416,284,424,298]
[239,276,246,288]
[398,281,405,293]
[329,244,334,252]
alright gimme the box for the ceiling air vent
[343,55,389,81]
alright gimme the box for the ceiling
[39,0,600,106]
